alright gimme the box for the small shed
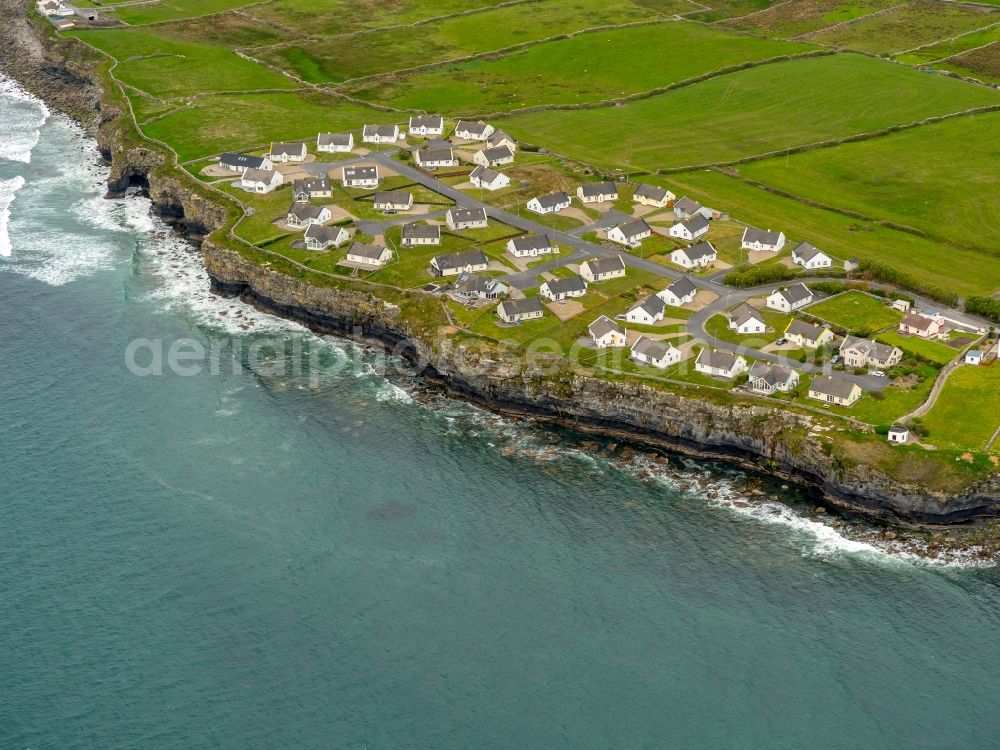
[965,349,983,365]
[887,425,909,444]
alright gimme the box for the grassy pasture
[808,1,1000,55]
[498,54,999,171]
[922,364,1000,451]
[721,0,900,39]
[875,331,959,365]
[736,113,1000,254]
[805,290,901,332]
[938,42,1000,84]
[685,0,780,23]
[343,23,815,113]
[893,24,1000,65]
[108,0,259,25]
[256,0,677,84]
[666,170,1000,297]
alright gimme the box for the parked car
[872,371,886,378]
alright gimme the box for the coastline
[3,0,998,534]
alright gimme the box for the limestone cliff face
[202,241,1000,525]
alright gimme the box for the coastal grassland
[497,54,1000,171]
[922,364,1000,451]
[893,24,1000,65]
[805,290,902,332]
[720,0,900,38]
[937,42,1000,84]
[341,23,817,114]
[775,369,936,424]
[67,27,296,98]
[253,0,682,84]
[218,182,296,244]
[875,331,959,365]
[665,169,1000,297]
[685,0,779,22]
[736,113,1000,255]
[807,1,1000,55]
[106,0,260,25]
[141,91,373,161]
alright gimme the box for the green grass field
[805,290,902,333]
[893,24,1000,66]
[721,0,900,38]
[922,364,1000,451]
[108,0,259,25]
[498,54,999,171]
[876,331,959,365]
[343,22,815,113]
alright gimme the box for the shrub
[857,259,958,306]
[965,296,1000,323]
[723,263,795,288]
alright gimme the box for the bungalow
[408,115,444,136]
[748,362,799,395]
[362,124,401,144]
[784,319,833,349]
[39,1,73,16]
[401,223,441,246]
[430,249,489,277]
[694,348,748,379]
[888,424,909,444]
[577,181,618,204]
[728,302,765,335]
[527,191,571,214]
[507,234,556,258]
[658,275,696,307]
[316,132,353,153]
[673,196,711,220]
[791,241,831,269]
[766,283,813,312]
[497,296,544,323]
[220,152,272,173]
[453,120,494,141]
[469,165,510,191]
[240,167,283,194]
[741,227,785,253]
[840,336,903,369]
[580,256,626,283]
[304,223,349,251]
[670,242,716,270]
[292,177,332,201]
[286,202,332,228]
[668,214,709,242]
[539,275,587,301]
[808,375,862,407]
[345,242,393,268]
[630,337,681,369]
[965,349,984,365]
[899,311,943,338]
[268,141,307,163]
[425,137,452,151]
[373,190,414,213]
[486,130,517,151]
[454,273,508,301]
[446,207,488,230]
[607,218,652,248]
[625,294,665,325]
[473,145,514,167]
[415,147,457,168]
[589,316,627,348]
[633,183,674,208]
[342,165,380,188]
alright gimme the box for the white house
[673,196,712,220]
[268,141,307,163]
[625,294,665,325]
[899,311,943,339]
[316,132,353,153]
[430,249,489,277]
[633,183,674,208]
[527,191,571,214]
[784,319,833,349]
[454,273,508,301]
[408,115,444,136]
[446,207,488,231]
[415,147,457,168]
[286,202,332,228]
[888,424,909,443]
[668,214,709,242]
[240,168,283,194]
[607,218,652,248]
[791,241,831,269]
[345,242,393,268]
[808,375,862,407]
[342,165,380,188]
[630,337,681,369]
[507,235,556,258]
[469,165,510,191]
[748,362,799,395]
[965,349,984,365]
[577,181,618,204]
[362,124,401,144]
[221,152,272,173]
[580,256,626,283]
[401,223,441,246]
[373,190,413,213]
[292,177,332,201]
[539,275,587,301]
[840,336,903,369]
[473,145,514,167]
[670,242,716,269]
[589,316,627,348]
[304,223,349,251]
[497,296,544,323]
[695,349,747,379]
[658,276,697,307]
[453,120,494,141]
[741,227,785,252]
[728,302,765,335]
[766,283,813,312]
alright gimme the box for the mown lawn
[499,54,999,171]
[344,22,815,113]
[705,309,792,345]
[922,364,1000,451]
[876,331,960,365]
[805,290,902,333]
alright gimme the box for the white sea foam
[375,381,414,404]
[0,175,25,257]
[0,77,50,164]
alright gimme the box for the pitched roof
[510,234,555,253]
[363,124,399,138]
[579,181,617,198]
[673,196,702,215]
[317,132,352,147]
[241,167,276,183]
[347,242,387,260]
[374,190,412,206]
[455,120,490,136]
[589,315,624,340]
[774,283,813,306]
[613,218,652,239]
[500,296,544,316]
[433,249,488,270]
[221,152,266,169]
[448,207,487,223]
[479,145,513,162]
[679,214,709,234]
[544,275,586,295]
[304,223,345,245]
[786,319,828,341]
[408,115,443,129]
[696,348,741,371]
[631,293,665,317]
[840,335,898,361]
[402,223,440,240]
[901,311,937,330]
[487,130,514,146]
[343,165,378,180]
[730,302,763,327]
[470,165,505,184]
[634,183,669,202]
[809,374,858,399]
[287,202,327,221]
[583,255,626,275]
[270,141,304,155]
[416,147,454,162]
[792,241,825,261]
[455,272,503,296]
[293,177,331,193]
[632,336,676,360]
[532,191,570,209]
[664,275,696,299]
[743,227,783,245]
[748,361,795,386]
[676,241,716,261]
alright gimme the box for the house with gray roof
[791,241,832,269]
[221,152,272,173]
[840,336,902,369]
[342,165,380,188]
[695,348,748,379]
[748,362,799,394]
[268,141,307,162]
[625,294,665,325]
[486,130,517,151]
[507,234,556,258]
[373,190,413,213]
[589,315,627,348]
[742,227,786,252]
[408,115,444,136]
[785,319,833,348]
[454,272,508,301]
[446,207,488,230]
[415,147,457,168]
[362,124,401,144]
[453,120,494,141]
[470,165,510,191]
[345,242,393,268]
[808,374,862,406]
[633,183,675,208]
[316,132,353,153]
[239,167,282,194]
[607,218,652,247]
[673,196,710,220]
[670,241,716,269]
[766,283,814,312]
[668,214,710,241]
[497,296,544,323]
[293,177,332,201]
[527,191,571,214]
[728,302,765,334]
[430,249,489,277]
[304,223,349,251]
[658,276,697,307]
[473,145,514,167]
[539,275,587,301]
[630,337,681,369]
[401,223,441,246]
[286,202,332,228]
[580,255,626,282]
[577,181,618,204]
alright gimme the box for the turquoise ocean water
[2,79,1000,749]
